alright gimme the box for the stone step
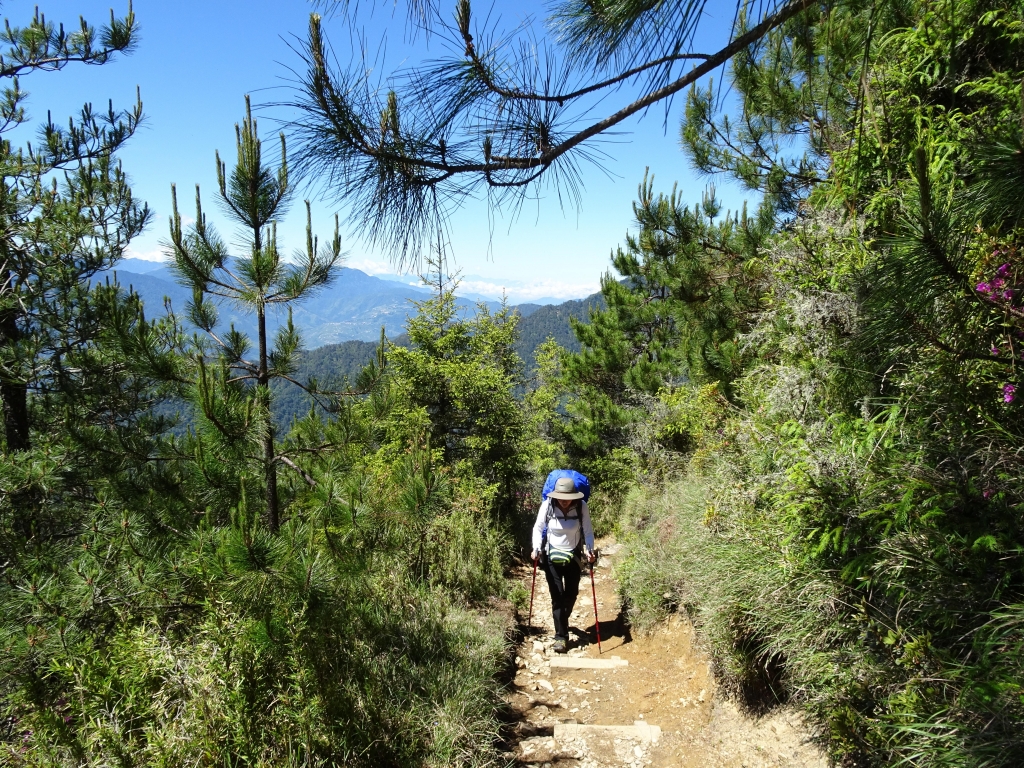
[554,721,661,744]
[549,655,628,670]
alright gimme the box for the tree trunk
[0,305,29,452]
[257,303,280,532]
[264,422,279,532]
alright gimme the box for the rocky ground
[501,539,828,768]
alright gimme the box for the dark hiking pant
[543,557,581,641]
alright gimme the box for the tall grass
[616,478,848,716]
[617,466,1024,766]
[1,501,515,767]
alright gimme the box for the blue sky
[7,0,753,303]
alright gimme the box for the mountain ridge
[102,264,527,345]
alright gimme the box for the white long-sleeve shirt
[532,498,595,556]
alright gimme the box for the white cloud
[124,245,168,262]
[454,276,599,303]
[344,256,401,276]
[340,263,599,303]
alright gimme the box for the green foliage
[389,279,528,516]
[292,0,815,262]
[168,96,343,531]
[565,172,769,401]
[522,338,570,478]
[551,172,771,518]
[1,505,510,767]
[2,193,530,768]
[1,279,523,764]
[653,383,732,455]
[0,2,148,453]
[583,1,1024,765]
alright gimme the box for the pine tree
[561,173,769,456]
[0,3,147,452]
[168,96,342,531]
[388,270,527,515]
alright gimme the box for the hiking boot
[552,638,568,654]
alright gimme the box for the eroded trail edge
[501,538,828,768]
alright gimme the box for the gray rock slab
[549,655,629,670]
[554,721,662,743]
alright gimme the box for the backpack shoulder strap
[546,500,581,523]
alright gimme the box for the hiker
[532,476,596,653]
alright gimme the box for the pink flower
[1004,384,1017,403]
[977,282,992,293]
[991,346,1001,356]
[1002,290,1015,301]
[993,278,1007,290]
[997,263,1011,277]
[983,489,994,499]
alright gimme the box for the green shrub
[2,518,511,768]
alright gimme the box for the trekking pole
[589,557,602,654]
[527,557,538,630]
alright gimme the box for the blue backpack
[541,469,591,564]
[542,469,591,502]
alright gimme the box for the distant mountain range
[105,257,605,428]
[270,289,604,426]
[102,259,557,346]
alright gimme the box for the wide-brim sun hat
[548,476,584,500]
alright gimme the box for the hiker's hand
[587,551,596,564]
[531,550,539,562]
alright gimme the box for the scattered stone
[512,540,828,768]
[517,736,559,763]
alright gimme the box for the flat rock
[550,656,629,670]
[554,721,662,744]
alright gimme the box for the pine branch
[275,454,317,487]
[289,0,816,262]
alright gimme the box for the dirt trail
[501,538,827,768]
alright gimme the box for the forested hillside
[514,293,605,363]
[270,339,382,426]
[101,262,509,345]
[3,1,1024,767]
[270,292,605,428]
